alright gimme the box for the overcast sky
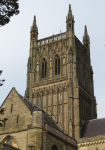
[0,0,105,119]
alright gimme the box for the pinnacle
[31,15,37,31]
[83,25,90,44]
[68,4,72,19]
[34,15,36,22]
[85,25,88,36]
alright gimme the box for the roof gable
[0,87,33,112]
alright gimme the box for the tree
[0,70,5,86]
[0,0,19,27]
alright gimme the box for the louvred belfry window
[55,55,60,75]
[42,58,47,78]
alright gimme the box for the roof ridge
[86,117,105,122]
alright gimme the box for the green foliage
[0,0,19,27]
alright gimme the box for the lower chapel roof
[81,118,105,138]
[19,95,63,132]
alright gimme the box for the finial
[68,4,72,19]
[85,25,88,35]
[34,15,36,22]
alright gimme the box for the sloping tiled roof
[42,111,63,132]
[20,95,63,132]
[20,95,39,111]
[81,118,105,138]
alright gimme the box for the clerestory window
[55,55,60,75]
[42,58,47,78]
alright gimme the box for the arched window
[55,55,60,75]
[2,136,18,148]
[8,139,12,146]
[52,145,58,150]
[42,58,47,78]
[59,92,62,115]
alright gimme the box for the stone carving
[36,62,39,71]
[63,57,65,65]
[49,58,52,68]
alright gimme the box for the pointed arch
[2,135,18,148]
[55,54,60,75]
[42,58,47,78]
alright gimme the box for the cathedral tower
[25,5,97,139]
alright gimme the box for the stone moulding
[78,139,105,147]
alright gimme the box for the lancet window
[42,58,47,78]
[55,55,60,75]
[17,116,19,124]
[11,104,13,113]
[59,92,62,115]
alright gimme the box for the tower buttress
[25,16,38,101]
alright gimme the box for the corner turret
[30,16,38,42]
[66,4,75,32]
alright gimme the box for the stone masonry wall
[0,88,32,150]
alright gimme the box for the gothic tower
[25,5,97,139]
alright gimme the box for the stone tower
[25,5,97,139]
